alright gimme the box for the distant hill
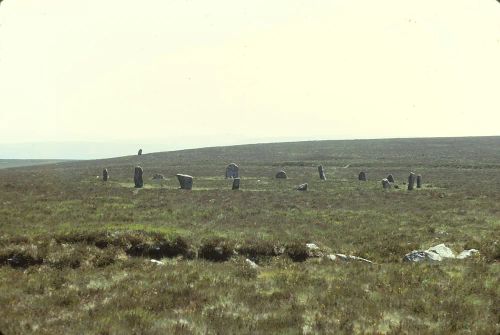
[0,159,72,169]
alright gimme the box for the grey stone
[403,244,463,262]
[225,163,239,178]
[408,172,416,190]
[382,178,391,189]
[102,168,109,182]
[134,166,143,188]
[176,174,193,190]
[456,249,479,259]
[138,149,142,155]
[427,244,455,259]
[387,174,395,183]
[245,258,259,269]
[416,175,422,188]
[297,183,308,191]
[358,171,367,181]
[232,178,240,190]
[306,243,323,257]
[276,170,287,179]
[152,173,165,180]
[318,165,326,180]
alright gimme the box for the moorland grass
[0,137,499,334]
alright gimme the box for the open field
[0,137,499,334]
[0,159,71,170]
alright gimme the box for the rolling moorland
[0,136,499,334]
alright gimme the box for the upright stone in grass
[276,170,287,179]
[358,171,367,181]
[102,168,109,181]
[382,178,391,189]
[225,163,239,178]
[296,183,308,191]
[176,174,193,190]
[416,174,422,188]
[138,149,142,155]
[232,178,240,190]
[134,166,143,188]
[318,165,326,180]
[387,174,395,183]
[408,172,416,190]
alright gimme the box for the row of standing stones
[103,163,422,192]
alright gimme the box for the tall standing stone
[318,165,326,180]
[358,171,367,181]
[416,175,422,188]
[387,174,395,183]
[134,166,144,188]
[276,171,287,179]
[232,178,240,190]
[102,168,109,182]
[225,163,239,179]
[408,172,416,191]
[138,149,142,156]
[176,174,193,190]
[382,178,391,189]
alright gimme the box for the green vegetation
[0,137,499,334]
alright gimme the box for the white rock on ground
[404,244,479,262]
[325,253,374,264]
[245,259,259,269]
[150,259,164,265]
[456,249,479,259]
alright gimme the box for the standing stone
[297,183,308,191]
[408,172,416,191]
[276,171,287,179]
[318,165,326,180]
[138,149,142,156]
[416,175,422,188]
[358,171,367,181]
[102,168,109,182]
[134,166,143,188]
[232,178,240,190]
[225,163,239,179]
[176,174,193,190]
[382,178,391,189]
[387,174,395,183]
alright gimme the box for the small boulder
[387,174,395,183]
[296,183,308,191]
[318,165,326,180]
[416,175,422,188]
[138,149,143,155]
[456,249,479,259]
[232,178,240,190]
[382,178,391,189]
[408,172,416,190]
[276,170,287,179]
[102,168,109,182]
[358,171,367,181]
[245,258,259,269]
[176,174,193,190]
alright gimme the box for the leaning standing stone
[134,166,143,188]
[382,178,391,189]
[297,183,308,191]
[358,171,367,181]
[225,163,239,178]
[276,171,287,179]
[318,165,326,180]
[416,175,422,188]
[176,174,193,190]
[387,174,395,183]
[138,149,142,156]
[232,178,240,190]
[103,169,109,182]
[408,172,416,190]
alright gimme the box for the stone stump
[102,169,109,182]
[318,165,326,180]
[134,166,143,188]
[176,174,193,190]
[297,183,308,191]
[408,172,416,190]
[232,178,240,190]
[416,175,422,188]
[382,178,391,189]
[138,149,142,156]
[225,163,239,178]
[358,171,367,181]
[276,171,287,179]
[387,174,395,183]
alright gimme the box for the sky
[1,0,499,158]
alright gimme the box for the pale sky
[1,0,500,150]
